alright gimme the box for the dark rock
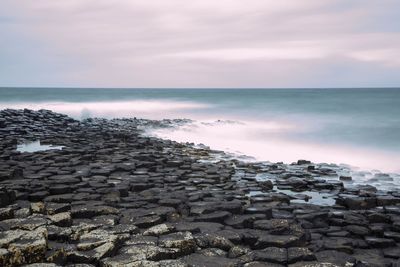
[28,191,49,202]
[0,227,48,265]
[365,237,396,248]
[259,180,273,191]
[143,223,175,236]
[244,262,284,267]
[253,219,290,233]
[71,205,118,219]
[118,244,181,261]
[249,247,287,264]
[49,212,72,227]
[377,196,400,206]
[383,246,400,259]
[339,176,352,181]
[159,231,196,256]
[0,207,14,221]
[287,247,315,263]
[195,233,235,251]
[344,225,370,236]
[352,248,391,267]
[297,160,311,165]
[342,196,377,210]
[194,211,231,223]
[228,246,250,258]
[183,253,241,267]
[315,250,356,266]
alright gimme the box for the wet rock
[341,196,377,210]
[225,214,267,228]
[0,118,5,128]
[128,215,163,228]
[245,262,284,267]
[321,238,354,254]
[174,222,223,233]
[183,253,241,267]
[254,223,306,249]
[259,180,273,191]
[383,231,400,242]
[68,241,116,264]
[365,237,396,248]
[254,234,305,249]
[297,160,311,165]
[0,188,16,208]
[253,219,290,233]
[1,109,399,266]
[377,196,400,206]
[383,246,400,259]
[314,250,356,266]
[287,247,315,263]
[344,225,370,236]
[194,211,231,223]
[71,205,118,219]
[23,264,61,267]
[249,247,287,264]
[49,185,73,195]
[47,225,72,242]
[339,176,352,181]
[352,248,391,267]
[45,242,67,265]
[28,191,49,202]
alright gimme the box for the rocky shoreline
[0,109,399,267]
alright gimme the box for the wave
[0,100,209,120]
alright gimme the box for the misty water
[1,87,400,182]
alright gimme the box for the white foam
[0,100,209,120]
[150,119,400,174]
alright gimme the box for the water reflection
[17,141,64,153]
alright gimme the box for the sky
[1,0,400,88]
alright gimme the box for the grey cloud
[1,0,400,87]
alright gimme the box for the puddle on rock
[248,188,337,206]
[17,140,64,153]
[277,188,337,206]
[252,172,337,206]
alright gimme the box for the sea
[1,87,399,179]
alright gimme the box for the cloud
[350,49,400,66]
[1,0,400,87]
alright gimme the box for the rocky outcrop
[0,109,399,266]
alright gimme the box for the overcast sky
[1,0,400,88]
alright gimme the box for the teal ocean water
[1,87,399,173]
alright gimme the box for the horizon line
[1,86,400,90]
